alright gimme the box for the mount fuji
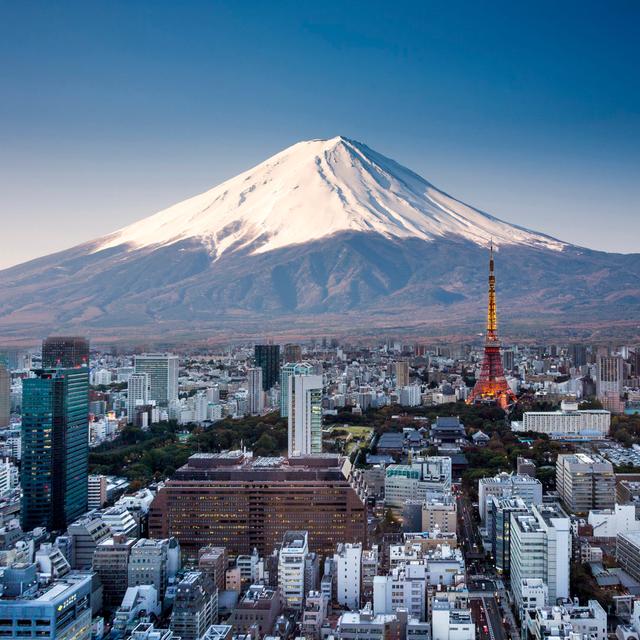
[1,136,639,342]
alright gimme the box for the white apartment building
[88,475,108,509]
[510,504,571,610]
[373,565,427,620]
[278,531,308,609]
[520,579,548,613]
[127,373,149,423]
[334,543,362,610]
[513,400,610,439]
[101,505,138,537]
[400,385,421,407]
[0,458,18,497]
[431,597,475,640]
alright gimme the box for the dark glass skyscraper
[21,368,89,531]
[254,344,280,391]
[42,336,89,368]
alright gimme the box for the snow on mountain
[4,134,639,342]
[97,136,566,258]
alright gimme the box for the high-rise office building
[510,504,570,610]
[501,349,515,372]
[395,361,410,388]
[288,374,323,457]
[127,372,150,423]
[568,343,588,368]
[134,354,179,407]
[597,354,624,399]
[149,452,366,558]
[42,336,89,368]
[284,344,302,363]
[555,453,615,514]
[0,364,9,427]
[247,367,264,415]
[21,368,89,531]
[280,362,313,417]
[488,496,529,576]
[254,344,280,391]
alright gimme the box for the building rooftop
[173,452,348,481]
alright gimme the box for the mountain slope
[0,136,638,342]
[96,136,566,256]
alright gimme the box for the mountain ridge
[0,136,638,342]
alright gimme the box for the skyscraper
[568,343,588,368]
[288,374,323,457]
[134,354,179,406]
[41,336,89,368]
[596,354,624,399]
[280,362,313,417]
[127,372,150,423]
[0,364,9,427]
[247,367,264,415]
[254,344,280,391]
[21,368,89,531]
[394,360,409,388]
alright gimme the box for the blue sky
[1,1,638,267]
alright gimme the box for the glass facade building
[41,336,89,368]
[254,344,280,391]
[280,362,313,417]
[21,368,89,531]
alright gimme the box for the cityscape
[0,246,639,640]
[1,3,639,640]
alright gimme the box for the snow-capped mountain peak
[96,135,566,258]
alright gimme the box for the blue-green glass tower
[21,368,89,531]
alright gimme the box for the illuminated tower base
[467,340,516,409]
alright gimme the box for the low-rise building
[525,600,607,640]
[422,497,457,533]
[556,453,615,514]
[170,571,218,640]
[512,400,610,439]
[0,569,93,640]
[228,584,282,637]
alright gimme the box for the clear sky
[1,1,638,268]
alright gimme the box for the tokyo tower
[467,242,517,410]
